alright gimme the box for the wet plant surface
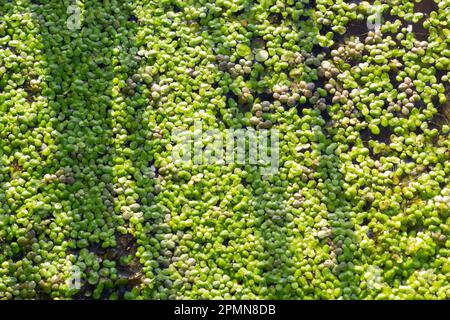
[0,0,448,300]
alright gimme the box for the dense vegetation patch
[0,0,448,299]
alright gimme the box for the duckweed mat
[0,0,449,300]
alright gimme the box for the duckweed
[0,0,448,300]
